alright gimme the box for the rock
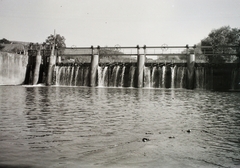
[142,138,150,142]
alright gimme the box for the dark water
[0,86,240,168]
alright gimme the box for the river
[0,86,239,168]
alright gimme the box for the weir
[0,52,28,85]
[1,45,240,90]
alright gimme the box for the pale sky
[0,0,240,47]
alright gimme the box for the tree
[0,38,11,50]
[201,26,240,63]
[45,34,66,49]
[0,38,11,44]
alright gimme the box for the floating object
[142,138,150,142]
[169,136,175,139]
[187,129,191,133]
[145,132,153,135]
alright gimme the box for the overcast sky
[0,0,239,47]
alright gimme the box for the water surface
[0,86,239,168]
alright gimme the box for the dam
[0,45,240,90]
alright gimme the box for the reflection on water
[0,86,240,168]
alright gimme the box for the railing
[56,45,239,57]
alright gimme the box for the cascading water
[98,66,108,87]
[0,52,28,85]
[142,65,187,89]
[74,66,79,86]
[119,65,125,87]
[195,67,205,89]
[54,65,90,86]
[53,63,239,90]
[158,66,162,88]
[170,65,177,88]
[144,66,151,88]
[113,65,120,87]
[129,66,136,87]
[151,66,157,88]
[98,64,126,87]
[176,67,186,88]
[161,66,166,88]
[70,66,75,86]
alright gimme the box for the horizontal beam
[62,45,239,49]
[60,53,188,57]
[63,46,195,50]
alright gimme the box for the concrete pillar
[137,45,146,88]
[187,53,196,65]
[46,46,56,86]
[90,46,99,87]
[32,49,42,85]
[57,56,61,63]
[187,45,196,89]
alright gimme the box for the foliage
[45,34,66,49]
[0,45,4,50]
[0,38,11,44]
[0,38,11,50]
[99,48,136,63]
[201,26,240,63]
[65,48,137,63]
[28,43,42,50]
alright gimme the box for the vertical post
[33,48,42,85]
[57,56,61,63]
[137,45,146,88]
[46,30,56,86]
[90,46,99,87]
[187,45,196,89]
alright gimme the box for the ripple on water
[0,86,239,168]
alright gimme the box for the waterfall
[144,66,151,88]
[161,66,166,88]
[175,67,186,88]
[98,66,103,87]
[70,66,75,86]
[83,66,89,86]
[97,64,127,87]
[119,65,125,87]
[170,65,177,88]
[180,67,186,88]
[158,67,162,88]
[195,67,205,89]
[74,66,79,86]
[55,66,61,85]
[129,66,136,87]
[66,67,72,85]
[152,66,157,88]
[54,65,90,86]
[114,65,120,87]
[98,66,108,87]
[0,52,28,85]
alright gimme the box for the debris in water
[187,129,191,133]
[145,132,153,135]
[142,138,150,142]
